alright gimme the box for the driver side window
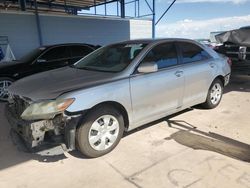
[141,42,178,69]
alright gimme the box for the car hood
[8,66,119,101]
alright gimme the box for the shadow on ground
[165,120,250,162]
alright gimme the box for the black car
[0,43,97,100]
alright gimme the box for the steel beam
[144,0,152,12]
[34,0,43,46]
[120,0,125,18]
[152,0,155,38]
[155,0,176,25]
[19,0,26,11]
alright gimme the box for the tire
[76,105,125,158]
[202,79,224,109]
[0,77,14,102]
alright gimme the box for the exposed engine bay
[6,95,82,151]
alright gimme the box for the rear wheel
[202,79,224,109]
[0,78,13,101]
[76,105,124,158]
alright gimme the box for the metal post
[104,0,107,16]
[73,8,78,15]
[117,0,119,16]
[120,0,125,18]
[137,0,140,17]
[152,0,155,38]
[135,0,136,17]
[19,0,26,11]
[94,0,97,14]
[34,0,43,46]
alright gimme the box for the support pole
[120,0,125,18]
[152,0,155,38]
[19,0,26,11]
[137,0,140,17]
[104,0,107,16]
[34,0,43,46]
[94,0,97,14]
[117,0,119,16]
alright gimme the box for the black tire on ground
[76,105,125,158]
[0,77,14,102]
[202,78,224,109]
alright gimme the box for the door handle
[175,70,183,77]
[209,63,215,68]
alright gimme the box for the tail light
[227,57,232,66]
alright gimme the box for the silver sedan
[7,39,231,157]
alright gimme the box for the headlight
[21,98,75,121]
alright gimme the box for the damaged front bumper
[5,101,83,151]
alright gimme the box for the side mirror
[37,59,47,63]
[138,62,158,73]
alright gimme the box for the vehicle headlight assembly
[21,98,75,121]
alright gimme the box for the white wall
[129,19,152,39]
[0,11,152,59]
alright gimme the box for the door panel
[130,68,184,126]
[129,42,184,126]
[181,61,214,106]
[177,42,216,106]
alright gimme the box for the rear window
[179,42,211,64]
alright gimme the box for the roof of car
[118,38,198,44]
[40,43,97,49]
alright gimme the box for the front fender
[59,79,132,119]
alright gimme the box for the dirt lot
[0,63,250,188]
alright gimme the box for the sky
[155,0,250,39]
[81,0,250,39]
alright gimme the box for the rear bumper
[5,103,82,151]
[224,73,230,86]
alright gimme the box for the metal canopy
[0,0,177,39]
[1,0,119,12]
[36,0,116,9]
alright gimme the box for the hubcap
[210,83,222,105]
[0,80,12,100]
[88,115,119,151]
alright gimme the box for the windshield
[74,43,148,72]
[20,47,45,63]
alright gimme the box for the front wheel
[202,79,224,109]
[76,105,124,158]
[0,78,13,101]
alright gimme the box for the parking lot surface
[0,63,250,188]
